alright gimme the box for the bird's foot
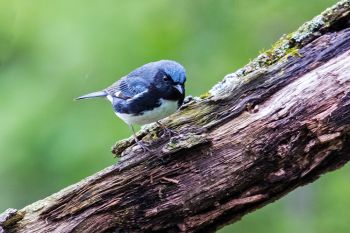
[129,124,152,153]
[135,140,152,153]
[157,121,179,138]
[162,127,179,138]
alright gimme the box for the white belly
[115,99,178,125]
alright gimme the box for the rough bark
[2,1,350,232]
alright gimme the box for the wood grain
[1,1,350,232]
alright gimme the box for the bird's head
[153,60,186,101]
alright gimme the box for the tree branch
[2,1,350,232]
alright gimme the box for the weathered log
[1,1,350,232]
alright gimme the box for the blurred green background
[1,0,349,232]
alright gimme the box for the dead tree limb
[2,1,350,232]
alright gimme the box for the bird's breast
[115,99,179,125]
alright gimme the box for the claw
[135,140,152,153]
[156,121,178,138]
[129,124,152,153]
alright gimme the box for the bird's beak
[174,84,184,94]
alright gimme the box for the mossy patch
[162,133,209,154]
[200,92,211,99]
[210,0,350,97]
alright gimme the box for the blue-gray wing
[105,76,150,99]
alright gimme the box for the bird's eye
[163,75,170,81]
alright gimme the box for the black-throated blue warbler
[76,60,186,151]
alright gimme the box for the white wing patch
[115,99,178,125]
[114,91,122,98]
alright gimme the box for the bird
[76,60,186,151]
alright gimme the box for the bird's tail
[75,91,107,100]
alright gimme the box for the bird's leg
[156,121,178,138]
[129,125,151,152]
